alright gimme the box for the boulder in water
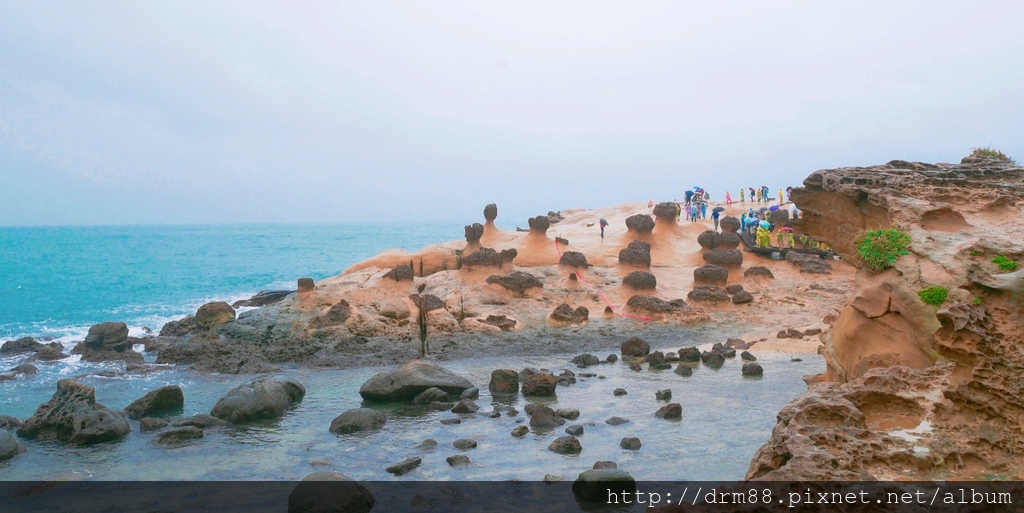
[124,385,184,420]
[210,377,305,424]
[359,360,474,401]
[17,379,130,445]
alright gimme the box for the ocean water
[0,223,463,342]
[0,222,823,482]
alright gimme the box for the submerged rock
[329,408,387,434]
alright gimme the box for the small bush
[970,146,1016,164]
[970,250,981,256]
[992,255,1018,271]
[973,297,981,305]
[856,228,911,272]
[918,286,948,306]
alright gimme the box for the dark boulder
[210,377,305,424]
[571,353,600,367]
[720,216,741,233]
[566,425,584,436]
[572,469,637,503]
[124,385,184,420]
[0,337,44,355]
[655,389,672,400]
[447,454,471,466]
[232,290,292,308]
[744,266,775,279]
[511,425,529,437]
[17,379,130,445]
[288,472,375,513]
[483,203,498,222]
[701,351,725,369]
[486,271,543,294]
[451,399,479,414]
[622,271,657,290]
[697,230,724,249]
[528,404,565,428]
[196,303,236,330]
[618,239,652,267]
[620,337,650,357]
[786,252,832,274]
[655,403,682,420]
[687,286,730,302]
[548,435,582,454]
[329,408,387,434]
[625,296,690,315]
[593,461,616,469]
[674,364,693,376]
[693,265,728,285]
[528,215,551,235]
[731,290,754,304]
[383,264,414,281]
[652,202,680,221]
[0,429,23,461]
[453,439,477,450]
[805,328,823,336]
[725,284,744,294]
[297,278,315,293]
[30,345,69,361]
[742,363,764,377]
[72,323,142,364]
[678,347,701,362]
[625,214,655,234]
[741,351,757,361]
[464,223,484,243]
[606,416,629,425]
[620,437,642,450]
[83,322,131,351]
[702,248,743,267]
[551,304,589,324]
[489,369,519,395]
[462,247,516,268]
[558,251,589,268]
[359,361,474,401]
[385,457,421,476]
[644,351,666,366]
[522,373,558,397]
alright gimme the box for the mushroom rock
[624,214,655,235]
[528,215,551,235]
[652,202,679,222]
[483,203,498,222]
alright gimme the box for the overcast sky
[1,1,1022,226]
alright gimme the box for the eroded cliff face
[750,155,1024,480]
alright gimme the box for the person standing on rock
[712,209,721,231]
[725,191,732,205]
[700,201,707,220]
[739,188,745,203]
[599,218,608,238]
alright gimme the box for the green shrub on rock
[992,255,1018,271]
[917,286,948,306]
[856,228,911,272]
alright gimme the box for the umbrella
[759,207,769,213]
[780,226,793,232]
[759,221,771,229]
[693,186,702,191]
[712,206,725,213]
[769,205,780,211]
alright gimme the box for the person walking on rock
[712,209,721,231]
[725,191,732,205]
[739,188,745,203]
[599,218,608,239]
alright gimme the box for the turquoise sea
[0,223,463,341]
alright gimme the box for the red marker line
[554,239,652,321]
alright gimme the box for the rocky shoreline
[4,152,1020,487]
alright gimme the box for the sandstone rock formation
[618,239,651,267]
[528,215,551,235]
[652,201,679,221]
[751,155,1024,480]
